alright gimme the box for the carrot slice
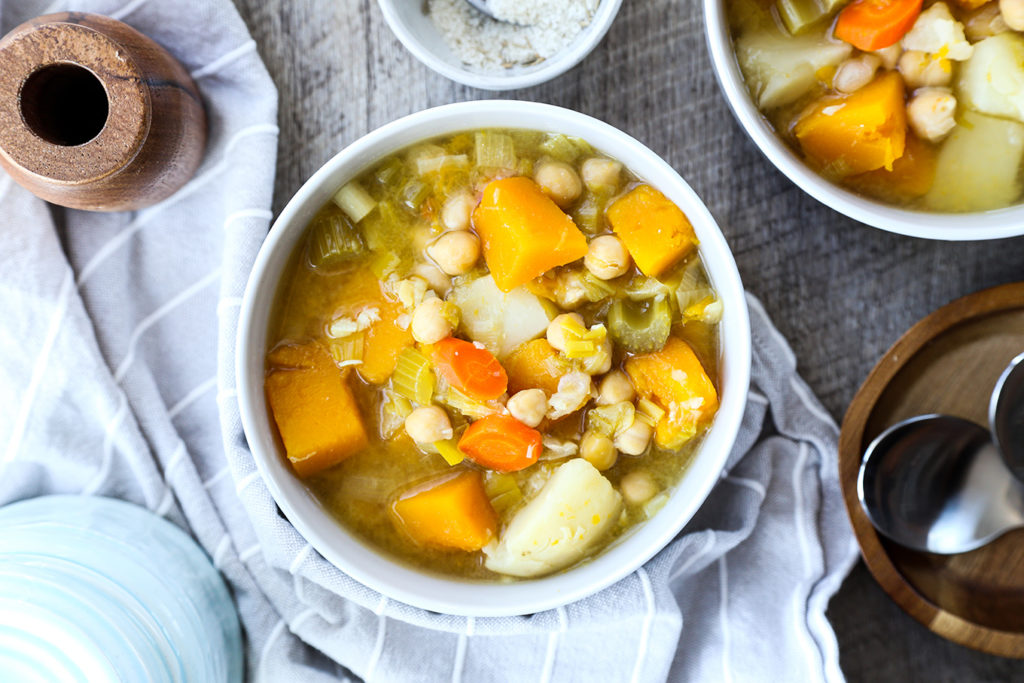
[835,0,923,51]
[431,337,508,401]
[458,414,543,473]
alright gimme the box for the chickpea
[405,406,453,443]
[907,88,957,143]
[412,262,452,295]
[507,389,548,428]
[546,313,585,353]
[580,430,617,471]
[964,4,1008,41]
[898,50,952,89]
[411,298,452,344]
[598,371,635,405]
[441,190,476,232]
[534,161,582,207]
[873,44,902,71]
[428,230,480,276]
[581,158,622,192]
[620,470,659,506]
[833,54,881,94]
[584,235,632,281]
[615,419,652,456]
[1002,0,1024,31]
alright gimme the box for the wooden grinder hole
[20,63,109,146]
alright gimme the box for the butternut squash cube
[265,342,369,477]
[391,469,498,551]
[843,133,937,204]
[625,337,719,450]
[503,338,569,396]
[333,267,414,384]
[794,72,907,177]
[472,177,589,292]
[606,184,697,278]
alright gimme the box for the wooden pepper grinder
[0,12,207,211]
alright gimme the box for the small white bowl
[376,0,623,91]
[236,100,751,617]
[703,0,1024,241]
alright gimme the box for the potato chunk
[483,459,622,577]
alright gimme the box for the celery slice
[307,207,367,269]
[608,298,672,354]
[579,271,616,303]
[373,157,405,188]
[392,348,435,405]
[776,0,841,35]
[626,275,672,302]
[539,134,594,163]
[643,492,669,519]
[434,439,465,466]
[380,390,413,439]
[475,131,517,169]
[333,181,377,223]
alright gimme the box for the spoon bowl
[858,414,1024,555]
[991,352,1024,482]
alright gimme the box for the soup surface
[730,0,1024,213]
[266,129,722,580]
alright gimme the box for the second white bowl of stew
[237,100,750,616]
[705,0,1024,240]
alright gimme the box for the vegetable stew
[731,0,1024,212]
[265,129,722,580]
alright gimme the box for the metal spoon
[991,351,1024,482]
[858,414,1024,554]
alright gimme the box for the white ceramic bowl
[376,0,622,90]
[703,0,1024,241]
[236,100,751,617]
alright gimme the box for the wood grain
[230,0,1024,678]
[840,283,1024,657]
[0,12,206,211]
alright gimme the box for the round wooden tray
[839,282,1024,658]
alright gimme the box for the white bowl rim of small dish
[703,0,1024,242]
[376,0,624,91]
[236,100,752,617]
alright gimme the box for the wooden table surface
[231,0,1024,679]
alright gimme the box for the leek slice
[475,131,517,169]
[373,157,405,188]
[434,439,465,466]
[400,178,432,211]
[380,390,413,439]
[328,334,364,368]
[484,472,523,515]
[636,398,666,427]
[587,401,636,438]
[539,134,594,163]
[608,298,672,354]
[444,386,502,419]
[392,348,435,405]
[307,206,367,269]
[643,492,669,519]
[333,181,377,223]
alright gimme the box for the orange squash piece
[606,184,697,278]
[333,268,414,384]
[472,177,589,292]
[794,72,908,177]
[625,337,719,450]
[503,339,568,395]
[265,342,369,478]
[843,133,937,204]
[390,469,498,551]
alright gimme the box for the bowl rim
[375,0,624,91]
[702,0,1024,242]
[236,99,752,617]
